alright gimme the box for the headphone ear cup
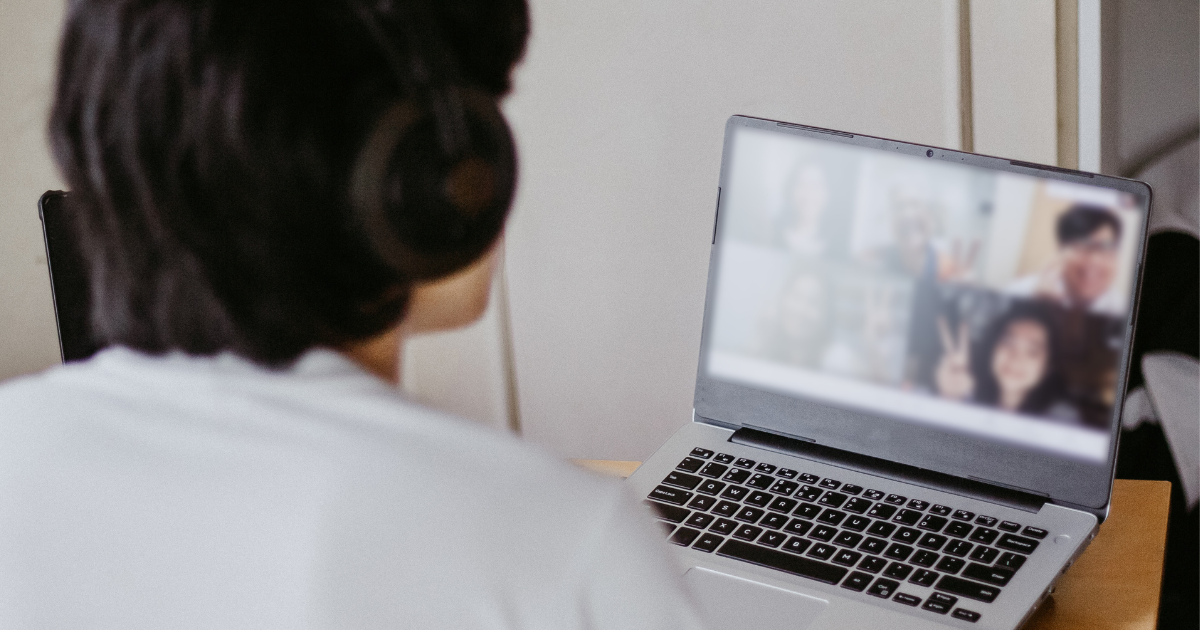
[350,88,516,280]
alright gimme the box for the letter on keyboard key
[717,539,849,584]
[935,575,1001,603]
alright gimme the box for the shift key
[935,575,1001,603]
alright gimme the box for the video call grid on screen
[704,126,1143,462]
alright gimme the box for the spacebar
[716,540,849,585]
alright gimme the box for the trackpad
[684,567,828,630]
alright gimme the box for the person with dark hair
[0,1,703,627]
[933,302,1081,423]
[1009,203,1126,315]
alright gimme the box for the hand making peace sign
[934,316,975,401]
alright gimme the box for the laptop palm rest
[684,567,828,629]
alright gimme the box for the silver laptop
[627,116,1150,629]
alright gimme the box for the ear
[402,237,502,336]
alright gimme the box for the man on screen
[1009,204,1125,315]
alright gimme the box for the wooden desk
[575,461,1170,630]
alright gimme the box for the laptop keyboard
[646,448,1052,624]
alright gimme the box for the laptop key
[645,500,689,523]
[944,540,973,556]
[754,463,777,474]
[922,592,956,614]
[936,556,965,574]
[935,575,1001,603]
[735,506,765,523]
[685,513,715,529]
[747,474,775,490]
[841,484,863,495]
[1023,526,1049,539]
[798,473,820,484]
[808,543,837,561]
[760,513,789,530]
[783,536,812,554]
[698,462,728,478]
[843,497,873,514]
[859,537,889,554]
[817,509,846,526]
[867,521,897,537]
[834,531,864,548]
[648,485,692,505]
[918,515,948,532]
[969,546,999,564]
[996,552,1027,571]
[962,562,1015,586]
[818,492,848,508]
[867,578,900,598]
[968,528,999,545]
[884,494,907,505]
[723,469,751,484]
[797,486,823,502]
[842,571,873,591]
[832,549,862,566]
[758,530,788,548]
[893,592,921,607]
[944,521,972,537]
[912,549,939,567]
[689,447,714,459]
[720,485,749,501]
[733,524,764,541]
[695,479,725,496]
[974,515,998,527]
[952,608,982,623]
[783,519,813,536]
[863,489,886,500]
[687,495,717,511]
[710,518,738,535]
[907,499,930,511]
[951,509,974,520]
[716,539,849,584]
[892,527,921,544]
[794,503,822,519]
[910,568,939,587]
[858,556,888,573]
[712,500,739,518]
[692,532,724,553]
[676,457,704,473]
[998,520,1021,533]
[769,479,800,496]
[843,515,871,532]
[917,533,948,550]
[809,525,837,542]
[884,562,914,580]
[768,497,799,513]
[733,458,756,469]
[662,471,702,490]
[866,504,898,519]
[893,509,922,526]
[744,491,772,507]
[818,478,842,490]
[930,504,953,516]
[669,527,701,546]
[884,543,913,561]
[776,468,799,479]
[996,533,1039,555]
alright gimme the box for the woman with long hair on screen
[934,302,1082,423]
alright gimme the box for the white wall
[502,0,968,460]
[0,0,67,381]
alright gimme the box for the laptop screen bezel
[693,115,1151,511]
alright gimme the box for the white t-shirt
[0,347,704,630]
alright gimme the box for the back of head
[49,0,529,366]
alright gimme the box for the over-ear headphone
[347,0,516,281]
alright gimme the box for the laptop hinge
[730,426,1049,514]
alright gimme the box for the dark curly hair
[48,0,529,366]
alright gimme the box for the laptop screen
[703,124,1143,464]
